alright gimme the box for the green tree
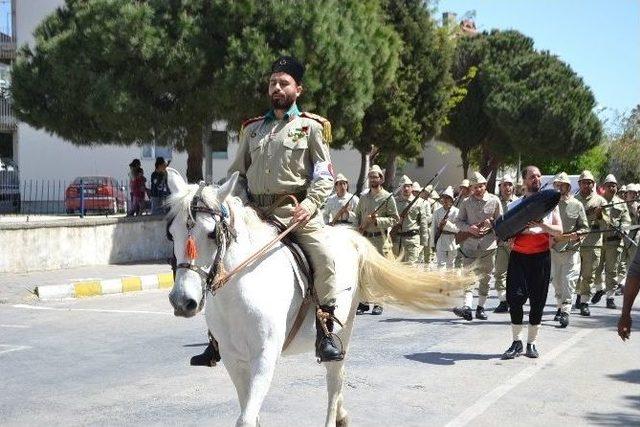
[356,0,455,191]
[608,106,640,183]
[441,29,602,190]
[12,0,400,182]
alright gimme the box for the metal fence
[0,176,147,217]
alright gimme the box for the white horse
[166,168,469,427]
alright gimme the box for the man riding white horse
[192,56,342,365]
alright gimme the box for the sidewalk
[0,261,172,303]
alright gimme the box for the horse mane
[165,184,273,235]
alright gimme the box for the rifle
[601,197,640,208]
[553,225,640,244]
[329,192,358,226]
[434,194,463,246]
[360,164,447,234]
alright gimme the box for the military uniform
[454,172,503,318]
[550,173,589,323]
[323,173,358,226]
[575,173,607,313]
[620,184,639,284]
[355,186,399,257]
[593,175,631,306]
[228,103,338,305]
[431,186,459,269]
[392,176,429,264]
[494,175,517,309]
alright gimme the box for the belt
[249,191,307,207]
[364,231,383,238]
[605,236,621,242]
[591,224,600,230]
[334,220,352,224]
[397,229,420,237]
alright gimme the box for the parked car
[0,157,20,213]
[65,176,127,214]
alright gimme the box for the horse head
[165,168,238,318]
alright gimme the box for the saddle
[267,217,314,294]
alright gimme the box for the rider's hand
[619,314,632,341]
[292,204,311,224]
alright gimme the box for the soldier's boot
[315,305,344,362]
[559,312,570,328]
[525,343,539,358]
[591,290,605,305]
[494,301,509,313]
[573,295,581,310]
[554,308,562,321]
[356,302,369,315]
[579,303,591,317]
[606,298,617,309]
[453,306,473,321]
[371,305,384,315]
[190,332,221,367]
[475,306,488,320]
[615,284,625,296]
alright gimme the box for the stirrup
[316,333,345,364]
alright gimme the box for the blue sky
[436,0,640,128]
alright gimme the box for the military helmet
[469,171,487,186]
[578,170,595,182]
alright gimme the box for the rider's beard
[270,93,295,110]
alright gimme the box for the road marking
[0,324,29,328]
[444,328,593,427]
[12,304,171,315]
[0,345,31,355]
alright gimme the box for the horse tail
[350,232,474,312]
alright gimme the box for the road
[1,284,639,426]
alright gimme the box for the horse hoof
[336,415,349,427]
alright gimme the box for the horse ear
[217,172,239,202]
[166,167,187,194]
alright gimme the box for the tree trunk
[186,130,204,183]
[461,149,470,179]
[383,152,397,192]
[356,150,370,195]
[480,147,500,194]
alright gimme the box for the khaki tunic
[551,196,589,312]
[494,195,517,299]
[392,195,429,264]
[228,110,337,305]
[323,192,359,226]
[455,192,503,297]
[594,194,631,295]
[431,206,459,269]
[575,191,607,298]
[355,189,399,256]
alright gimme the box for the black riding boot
[190,332,221,367]
[316,305,344,362]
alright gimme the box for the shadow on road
[381,317,508,326]
[404,351,501,365]
[182,342,208,348]
[585,370,640,425]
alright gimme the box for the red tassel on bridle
[185,235,198,261]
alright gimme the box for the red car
[65,176,127,214]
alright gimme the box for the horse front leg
[235,346,280,427]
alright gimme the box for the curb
[35,273,174,300]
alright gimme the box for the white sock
[478,295,487,308]
[464,291,473,308]
[527,324,540,344]
[511,324,523,342]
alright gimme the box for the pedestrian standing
[150,157,170,215]
[127,165,147,216]
[501,166,563,359]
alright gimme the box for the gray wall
[0,216,172,273]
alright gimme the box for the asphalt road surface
[1,287,639,426]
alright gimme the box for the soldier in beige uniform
[355,165,399,315]
[619,183,639,287]
[323,173,359,226]
[431,186,459,268]
[550,172,589,328]
[453,172,503,321]
[494,175,518,313]
[422,185,440,263]
[453,179,471,268]
[392,175,429,265]
[574,170,607,316]
[591,174,631,310]
[227,56,342,362]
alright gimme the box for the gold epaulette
[301,112,332,144]
[241,116,264,129]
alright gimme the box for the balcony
[0,97,16,131]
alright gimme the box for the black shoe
[615,285,625,296]
[559,312,569,328]
[501,340,523,359]
[476,306,488,320]
[591,290,605,304]
[574,295,581,309]
[494,301,509,313]
[371,305,383,315]
[190,341,221,367]
[453,306,473,321]
[606,298,617,309]
[579,303,591,317]
[554,308,562,321]
[525,343,539,358]
[356,302,369,315]
[316,305,344,362]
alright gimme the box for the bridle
[167,183,237,296]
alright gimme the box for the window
[210,130,228,160]
[141,144,173,160]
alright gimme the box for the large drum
[494,189,561,241]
